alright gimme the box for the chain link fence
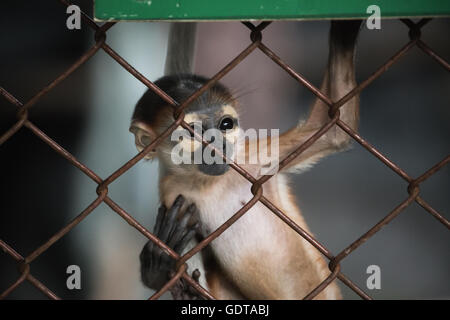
[1,0,449,300]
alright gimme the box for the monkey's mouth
[198,163,229,176]
[196,141,232,176]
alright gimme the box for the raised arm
[255,20,362,175]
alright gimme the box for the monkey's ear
[129,120,157,160]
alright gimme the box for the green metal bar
[94,0,450,21]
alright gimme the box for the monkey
[131,20,362,299]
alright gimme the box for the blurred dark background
[0,1,449,299]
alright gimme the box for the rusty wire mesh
[1,1,449,300]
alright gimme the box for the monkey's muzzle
[198,141,232,176]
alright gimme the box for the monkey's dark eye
[219,117,234,131]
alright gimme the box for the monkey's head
[130,74,240,177]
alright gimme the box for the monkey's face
[178,104,240,176]
[130,75,241,178]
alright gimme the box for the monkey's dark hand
[170,268,204,300]
[140,195,200,292]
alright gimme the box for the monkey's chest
[180,180,280,267]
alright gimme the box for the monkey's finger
[166,195,185,225]
[152,245,167,272]
[153,205,167,236]
[144,240,163,273]
[186,269,202,298]
[148,240,168,272]
[148,206,166,269]
[151,241,170,274]
[180,203,198,230]
[151,207,167,270]
[140,242,151,267]
[158,251,176,275]
[159,252,175,271]
[184,203,198,223]
[151,207,168,268]
[159,195,185,243]
[167,203,196,245]
[153,229,176,272]
[141,241,158,276]
[154,196,185,269]
[150,207,166,269]
[173,229,196,254]
[172,220,200,254]
[192,269,201,283]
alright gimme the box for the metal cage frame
[1,0,449,300]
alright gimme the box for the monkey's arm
[254,20,362,174]
[140,195,203,299]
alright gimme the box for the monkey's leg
[140,195,203,299]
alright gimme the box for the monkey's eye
[219,117,234,131]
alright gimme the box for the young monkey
[132,20,362,299]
